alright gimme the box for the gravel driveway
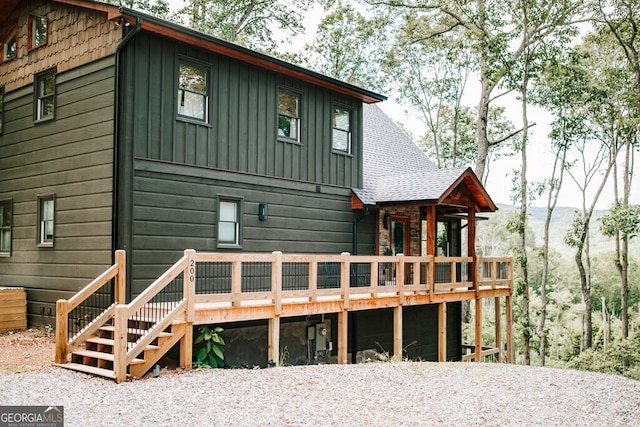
[1,362,639,426]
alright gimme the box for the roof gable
[357,105,496,212]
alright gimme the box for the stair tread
[72,349,145,364]
[55,362,116,379]
[85,336,160,350]
[99,325,173,337]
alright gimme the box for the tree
[596,0,640,340]
[367,0,587,183]
[104,0,172,19]
[177,0,318,50]
[303,1,391,92]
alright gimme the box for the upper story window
[0,200,12,256]
[332,106,352,154]
[217,198,242,248]
[29,15,48,50]
[177,62,208,122]
[2,25,17,62]
[35,68,55,122]
[0,87,4,134]
[37,195,55,247]
[278,90,300,142]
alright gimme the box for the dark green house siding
[119,32,363,187]
[116,32,371,294]
[0,57,115,326]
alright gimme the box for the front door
[390,216,410,255]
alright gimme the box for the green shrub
[568,336,640,381]
[193,326,226,368]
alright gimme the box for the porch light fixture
[258,203,268,221]
[383,213,389,229]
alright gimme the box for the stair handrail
[55,250,126,364]
[113,250,194,382]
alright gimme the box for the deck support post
[438,302,447,362]
[495,297,502,362]
[393,306,403,360]
[268,317,280,366]
[337,310,348,364]
[506,294,514,363]
[474,297,482,362]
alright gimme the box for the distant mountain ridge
[495,204,638,255]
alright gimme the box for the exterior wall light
[258,203,268,221]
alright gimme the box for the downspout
[112,14,142,300]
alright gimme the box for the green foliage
[600,203,640,240]
[193,326,226,369]
[568,334,640,381]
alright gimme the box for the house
[0,0,512,379]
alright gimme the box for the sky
[164,0,637,211]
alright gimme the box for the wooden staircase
[55,250,195,382]
[55,317,187,380]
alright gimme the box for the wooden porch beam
[506,294,514,363]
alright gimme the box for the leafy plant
[193,326,226,368]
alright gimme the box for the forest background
[106,0,640,379]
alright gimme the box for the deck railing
[191,252,512,307]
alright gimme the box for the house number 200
[189,259,195,283]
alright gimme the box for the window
[0,200,11,256]
[332,107,352,153]
[217,198,241,247]
[37,195,55,247]
[278,90,300,142]
[177,62,208,122]
[2,25,17,62]
[0,87,4,134]
[35,69,55,121]
[29,15,48,50]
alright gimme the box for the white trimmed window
[2,25,17,61]
[35,69,55,121]
[177,62,208,122]
[37,195,55,247]
[278,90,300,142]
[29,15,48,50]
[218,198,241,247]
[332,106,352,153]
[0,200,11,256]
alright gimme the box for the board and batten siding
[127,159,373,296]
[0,57,115,326]
[119,32,363,189]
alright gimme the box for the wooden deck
[55,250,513,382]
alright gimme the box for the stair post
[181,249,196,370]
[114,304,128,383]
[114,250,126,304]
[54,299,68,364]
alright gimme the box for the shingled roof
[355,104,496,212]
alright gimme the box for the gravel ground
[1,362,639,426]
